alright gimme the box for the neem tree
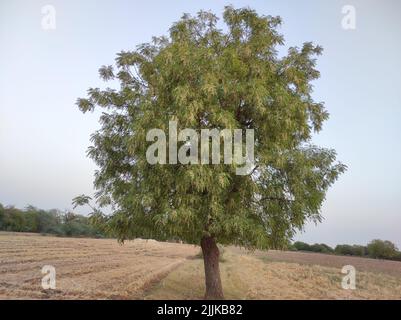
[75,6,345,299]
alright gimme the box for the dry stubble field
[1,232,400,299]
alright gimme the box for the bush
[293,241,311,251]
[286,243,298,251]
[334,244,368,257]
[310,243,334,253]
[0,203,106,238]
[335,244,354,256]
[291,240,400,261]
[350,245,368,257]
[367,239,399,260]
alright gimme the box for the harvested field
[146,250,401,300]
[1,232,401,300]
[233,248,401,277]
[0,232,198,299]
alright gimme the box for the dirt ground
[1,232,400,299]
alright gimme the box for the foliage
[76,6,345,250]
[293,240,400,261]
[310,243,334,253]
[293,241,333,253]
[0,203,105,238]
[350,245,368,256]
[293,241,311,251]
[367,239,399,260]
[72,195,93,209]
[334,244,367,257]
[334,244,352,256]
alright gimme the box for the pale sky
[1,0,400,247]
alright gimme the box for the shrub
[334,244,354,256]
[367,239,399,260]
[350,245,368,256]
[293,241,311,251]
[0,203,106,238]
[310,243,334,253]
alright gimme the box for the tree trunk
[201,236,224,300]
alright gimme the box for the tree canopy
[77,6,345,250]
[367,239,399,259]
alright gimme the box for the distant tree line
[0,203,106,238]
[1,203,400,262]
[291,240,401,261]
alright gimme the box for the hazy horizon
[1,0,400,248]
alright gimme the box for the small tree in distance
[367,239,399,260]
[75,6,345,299]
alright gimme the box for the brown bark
[201,236,224,300]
